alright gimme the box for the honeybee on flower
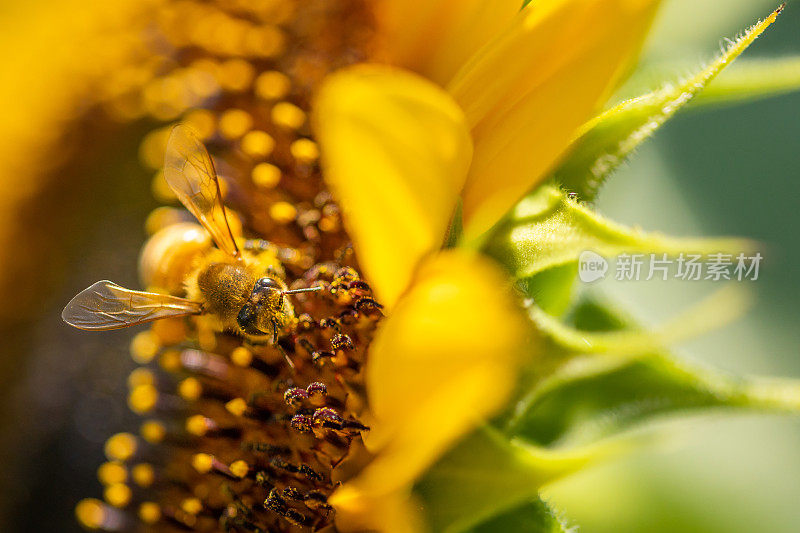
[62,124,320,343]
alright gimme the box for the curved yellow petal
[448,0,662,240]
[351,251,527,498]
[314,65,472,308]
[375,0,521,85]
[330,486,424,533]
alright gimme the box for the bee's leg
[272,319,296,372]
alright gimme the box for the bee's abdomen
[138,223,211,294]
[196,263,253,323]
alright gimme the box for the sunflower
[3,1,799,532]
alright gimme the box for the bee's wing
[62,280,202,331]
[164,124,240,258]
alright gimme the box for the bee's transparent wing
[62,280,202,331]
[164,124,240,258]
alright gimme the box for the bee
[62,124,319,343]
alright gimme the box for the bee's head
[236,277,287,336]
[237,277,323,340]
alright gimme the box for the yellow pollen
[75,499,105,529]
[290,138,319,163]
[251,163,282,189]
[240,130,275,159]
[255,70,291,100]
[319,216,339,233]
[128,384,158,414]
[270,201,297,224]
[183,108,216,139]
[178,377,202,401]
[151,318,188,345]
[142,77,185,121]
[130,331,160,363]
[198,327,217,351]
[159,349,182,372]
[185,67,221,100]
[140,420,166,444]
[104,483,132,508]
[139,502,161,524]
[132,463,156,488]
[219,108,253,139]
[127,368,155,389]
[97,462,127,486]
[244,25,285,57]
[104,433,137,462]
[229,460,249,479]
[218,59,255,92]
[230,346,253,367]
[139,128,170,170]
[271,101,305,129]
[186,414,210,436]
[145,206,187,235]
[225,398,248,417]
[191,58,219,80]
[181,497,203,515]
[192,453,214,474]
[151,169,177,203]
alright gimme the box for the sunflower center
[78,1,384,530]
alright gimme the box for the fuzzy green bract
[554,3,792,201]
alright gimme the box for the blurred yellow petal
[353,251,526,495]
[449,0,662,240]
[0,0,149,319]
[314,65,472,308]
[376,0,521,85]
[331,486,424,533]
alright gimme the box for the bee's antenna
[282,286,323,296]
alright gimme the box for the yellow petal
[353,251,527,496]
[330,486,425,533]
[314,65,472,308]
[375,0,521,85]
[448,0,662,240]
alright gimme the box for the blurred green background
[0,0,798,531]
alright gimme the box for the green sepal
[469,498,570,533]
[484,184,751,288]
[519,263,578,317]
[506,296,800,447]
[553,6,784,200]
[415,425,608,533]
[528,285,751,357]
[693,56,800,109]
